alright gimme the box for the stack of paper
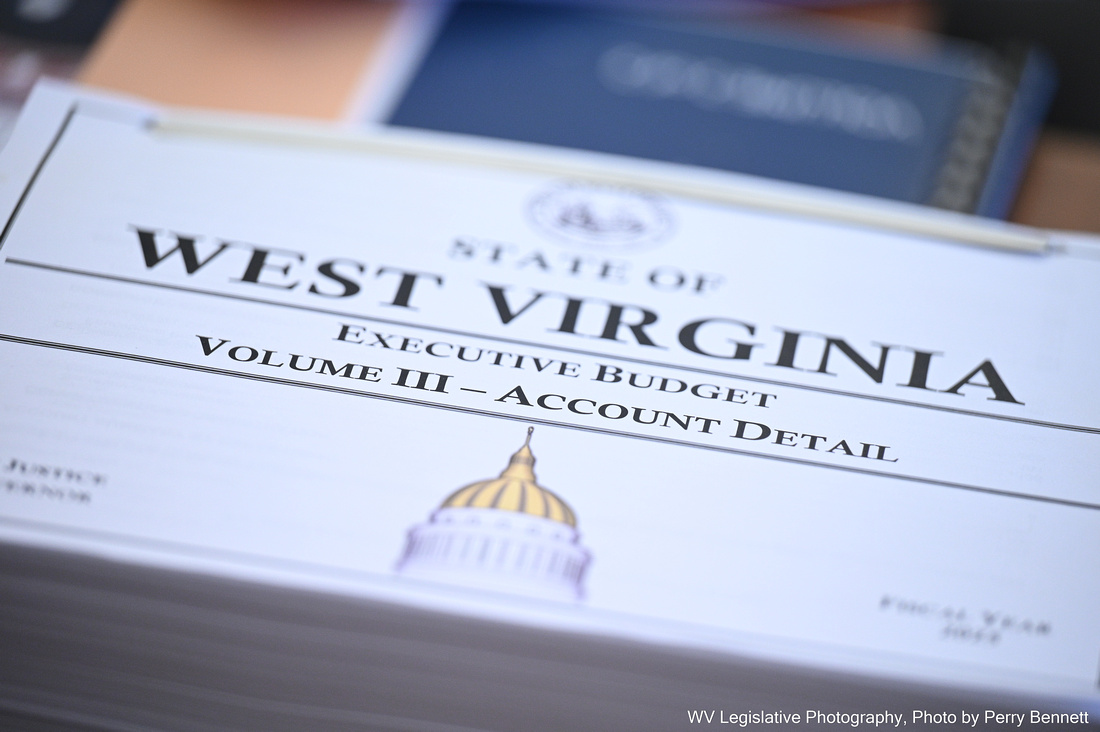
[0,83,1097,730]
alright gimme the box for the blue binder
[387,1,1056,218]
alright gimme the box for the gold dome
[440,428,577,527]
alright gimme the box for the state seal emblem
[528,181,671,250]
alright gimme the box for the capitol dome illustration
[396,427,591,601]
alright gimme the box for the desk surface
[78,0,1100,233]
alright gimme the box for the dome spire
[501,426,536,480]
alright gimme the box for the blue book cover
[386,1,1055,217]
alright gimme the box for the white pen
[154,108,1052,255]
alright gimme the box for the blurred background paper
[58,0,1100,232]
[78,0,401,119]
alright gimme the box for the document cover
[0,83,1096,727]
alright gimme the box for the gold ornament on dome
[438,427,577,527]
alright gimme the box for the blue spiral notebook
[385,1,1055,218]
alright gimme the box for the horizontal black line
[460,388,487,393]
[6,258,1098,437]
[2,332,1097,513]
